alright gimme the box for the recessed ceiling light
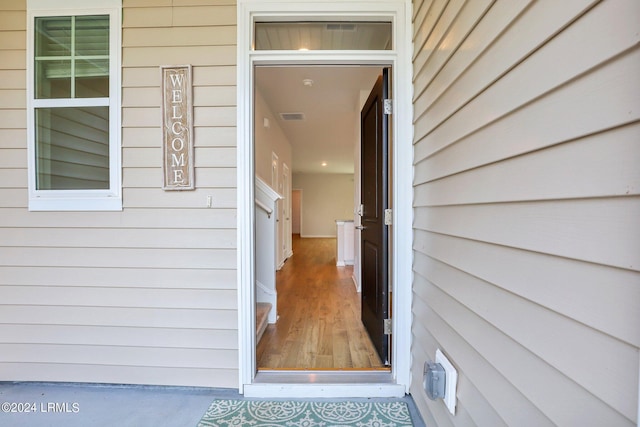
[321,162,327,167]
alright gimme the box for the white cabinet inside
[336,220,355,267]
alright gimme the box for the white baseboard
[351,274,360,292]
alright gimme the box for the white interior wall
[292,173,355,238]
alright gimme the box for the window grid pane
[35,16,72,57]
[35,15,109,99]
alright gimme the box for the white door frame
[282,163,292,260]
[237,0,413,397]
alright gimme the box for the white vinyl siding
[410,0,640,426]
[0,0,238,388]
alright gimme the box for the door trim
[237,0,413,397]
[360,69,391,366]
[282,163,292,260]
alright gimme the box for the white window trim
[26,0,122,211]
[237,0,413,397]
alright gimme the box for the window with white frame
[27,0,121,211]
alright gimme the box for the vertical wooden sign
[161,65,194,190]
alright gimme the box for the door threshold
[255,369,392,381]
[257,367,390,372]
[244,370,405,398]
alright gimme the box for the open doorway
[253,65,388,371]
[291,189,301,235]
[238,1,413,396]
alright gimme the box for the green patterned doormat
[197,399,414,426]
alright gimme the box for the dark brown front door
[360,68,390,365]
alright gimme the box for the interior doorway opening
[253,65,389,372]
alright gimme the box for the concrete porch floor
[0,382,426,426]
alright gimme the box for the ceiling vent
[280,112,305,121]
[326,23,357,31]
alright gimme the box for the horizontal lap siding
[0,3,26,234]
[0,0,238,388]
[410,0,640,426]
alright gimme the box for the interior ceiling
[255,66,382,175]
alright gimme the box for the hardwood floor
[256,235,386,370]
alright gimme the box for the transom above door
[254,21,392,50]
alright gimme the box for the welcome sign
[161,65,194,190]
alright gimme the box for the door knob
[355,225,367,230]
